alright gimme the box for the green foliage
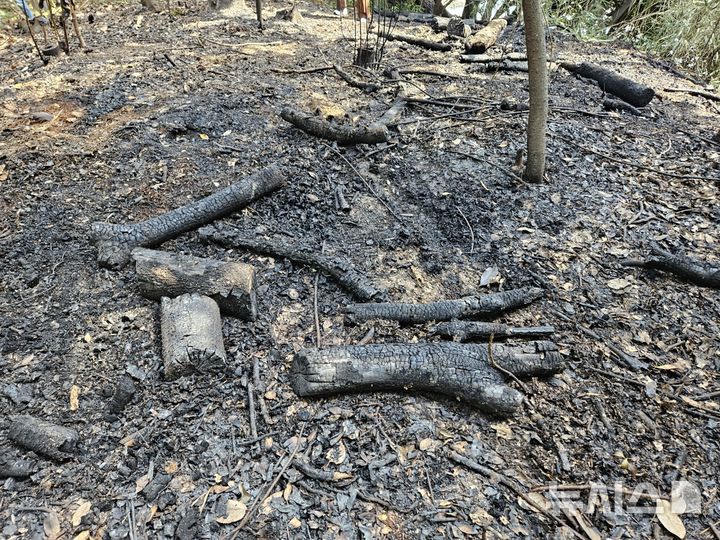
[544,0,614,41]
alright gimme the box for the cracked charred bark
[622,245,720,288]
[291,341,564,415]
[345,287,543,323]
[91,164,285,269]
[433,321,554,341]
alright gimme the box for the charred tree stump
[561,62,655,107]
[433,321,554,341]
[464,18,507,54]
[91,165,285,269]
[132,248,257,320]
[280,107,389,145]
[8,416,78,460]
[346,287,543,324]
[291,341,564,415]
[621,245,720,288]
[199,224,387,301]
[161,293,227,380]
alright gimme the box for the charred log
[291,341,564,415]
[132,247,257,320]
[464,18,507,54]
[460,52,528,62]
[433,321,554,341]
[91,165,285,269]
[346,287,543,323]
[379,31,453,52]
[0,459,35,479]
[431,16,475,32]
[280,107,389,145]
[161,293,227,380]
[561,62,655,107]
[622,245,720,288]
[199,224,387,301]
[8,416,78,460]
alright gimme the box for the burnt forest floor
[1,2,719,539]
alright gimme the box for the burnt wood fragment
[280,107,389,145]
[0,459,35,479]
[346,287,543,324]
[379,31,453,52]
[433,321,554,341]
[602,97,642,115]
[333,64,380,92]
[291,341,564,415]
[8,416,78,460]
[199,224,387,301]
[91,165,285,269]
[464,18,507,54]
[106,375,136,415]
[132,248,257,320]
[561,62,655,107]
[622,245,720,288]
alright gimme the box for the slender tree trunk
[522,0,547,183]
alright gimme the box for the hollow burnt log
[346,287,543,324]
[280,107,389,145]
[433,321,554,341]
[161,293,227,380]
[561,62,655,107]
[91,165,285,269]
[132,247,257,320]
[291,341,564,415]
[8,416,79,460]
[622,245,720,288]
[199,224,387,301]
[464,18,507,54]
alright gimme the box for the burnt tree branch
[291,341,564,415]
[91,165,285,269]
[561,62,655,107]
[622,245,720,288]
[433,321,554,341]
[346,287,543,323]
[280,107,389,145]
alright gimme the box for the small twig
[253,357,273,426]
[664,87,720,102]
[578,325,648,371]
[709,521,720,540]
[357,327,375,345]
[488,334,529,393]
[247,382,258,439]
[271,65,333,74]
[455,205,474,254]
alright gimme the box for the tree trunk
[291,341,564,415]
[91,165,285,269]
[161,294,227,380]
[345,287,543,324]
[132,247,257,320]
[522,0,547,183]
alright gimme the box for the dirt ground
[1,1,719,538]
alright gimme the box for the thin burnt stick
[433,321,554,341]
[621,245,720,288]
[91,164,285,269]
[333,64,380,92]
[199,224,387,301]
[346,287,543,324]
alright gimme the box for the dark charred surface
[1,2,719,538]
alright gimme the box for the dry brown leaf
[656,499,686,538]
[469,507,494,526]
[283,482,293,501]
[325,441,347,465]
[73,532,91,540]
[135,473,150,493]
[418,438,434,451]
[490,423,513,440]
[72,501,92,527]
[607,277,632,290]
[457,523,476,534]
[69,385,80,411]
[43,512,61,540]
[216,499,247,524]
[288,516,302,528]
[332,471,353,481]
[165,460,179,474]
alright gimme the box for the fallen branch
[333,64,380,92]
[280,107,389,145]
[161,293,227,380]
[460,52,527,63]
[621,245,720,288]
[379,31,453,52]
[464,18,507,54]
[602,97,641,115]
[345,287,543,324]
[198,224,387,301]
[664,87,720,102]
[561,61,655,107]
[433,321,554,341]
[91,165,285,269]
[291,341,563,415]
[8,416,78,461]
[131,247,257,320]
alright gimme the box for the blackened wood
[8,416,78,460]
[161,293,227,380]
[664,87,720,102]
[0,460,35,479]
[280,107,389,145]
[333,64,380,92]
[622,245,720,288]
[346,287,543,323]
[106,375,136,414]
[91,164,285,269]
[142,473,171,501]
[431,16,475,32]
[291,341,563,415]
[447,17,471,38]
[561,62,655,107]
[464,18,507,54]
[132,248,257,320]
[602,97,641,115]
[199,224,387,301]
[379,31,453,52]
[175,507,199,540]
[433,321,554,341]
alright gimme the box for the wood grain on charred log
[433,321,554,341]
[464,18,507,54]
[291,341,564,415]
[91,164,285,269]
